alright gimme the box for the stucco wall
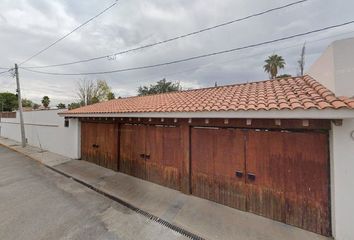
[0,110,80,159]
[332,38,354,97]
[331,119,354,240]
[308,37,354,97]
[307,44,335,92]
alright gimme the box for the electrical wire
[0,69,12,75]
[15,29,354,96]
[18,0,119,66]
[23,0,309,69]
[138,30,354,83]
[21,20,354,76]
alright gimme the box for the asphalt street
[0,146,187,240]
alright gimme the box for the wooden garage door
[191,127,330,236]
[81,122,118,171]
[120,124,182,190]
[246,130,330,236]
[191,128,247,210]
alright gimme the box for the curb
[0,142,47,166]
[0,141,206,240]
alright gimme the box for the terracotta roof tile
[318,101,332,109]
[331,100,348,109]
[62,75,354,115]
[290,102,303,109]
[346,100,354,108]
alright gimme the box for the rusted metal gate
[191,127,330,236]
[81,122,118,171]
[120,124,182,190]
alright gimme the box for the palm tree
[41,96,50,108]
[263,54,286,79]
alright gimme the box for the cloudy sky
[0,0,354,105]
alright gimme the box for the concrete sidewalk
[0,137,330,240]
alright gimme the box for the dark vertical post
[180,122,191,194]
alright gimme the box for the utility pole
[15,64,26,147]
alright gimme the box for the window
[64,119,69,128]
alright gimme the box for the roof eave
[59,109,354,120]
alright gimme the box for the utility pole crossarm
[15,64,26,147]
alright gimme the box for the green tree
[76,79,112,105]
[57,103,66,109]
[33,103,40,110]
[22,98,33,108]
[138,79,182,96]
[263,54,286,79]
[41,96,50,108]
[107,92,115,100]
[0,92,18,111]
[91,96,99,104]
[277,74,292,78]
[68,102,82,110]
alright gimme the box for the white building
[308,37,354,240]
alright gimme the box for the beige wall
[332,38,354,97]
[308,37,354,97]
[309,37,354,239]
[307,44,335,92]
[331,119,354,240]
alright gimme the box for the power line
[13,29,354,98]
[21,20,354,76]
[139,30,354,83]
[23,0,309,69]
[14,29,353,96]
[18,0,119,66]
[0,69,12,75]
[16,31,354,97]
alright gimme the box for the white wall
[309,37,354,239]
[0,110,80,159]
[332,38,354,97]
[331,119,354,240]
[307,44,335,92]
[308,37,354,97]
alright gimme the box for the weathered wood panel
[245,130,286,222]
[145,125,164,185]
[81,122,97,164]
[180,123,191,194]
[161,126,182,190]
[146,125,182,190]
[96,123,118,171]
[119,124,133,175]
[246,130,330,236]
[120,124,182,190]
[191,128,246,210]
[81,122,118,171]
[283,131,330,236]
[119,124,146,179]
[191,127,330,236]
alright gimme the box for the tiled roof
[63,75,354,115]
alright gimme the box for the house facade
[1,38,353,239]
[61,71,354,238]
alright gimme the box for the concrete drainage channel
[45,165,206,240]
